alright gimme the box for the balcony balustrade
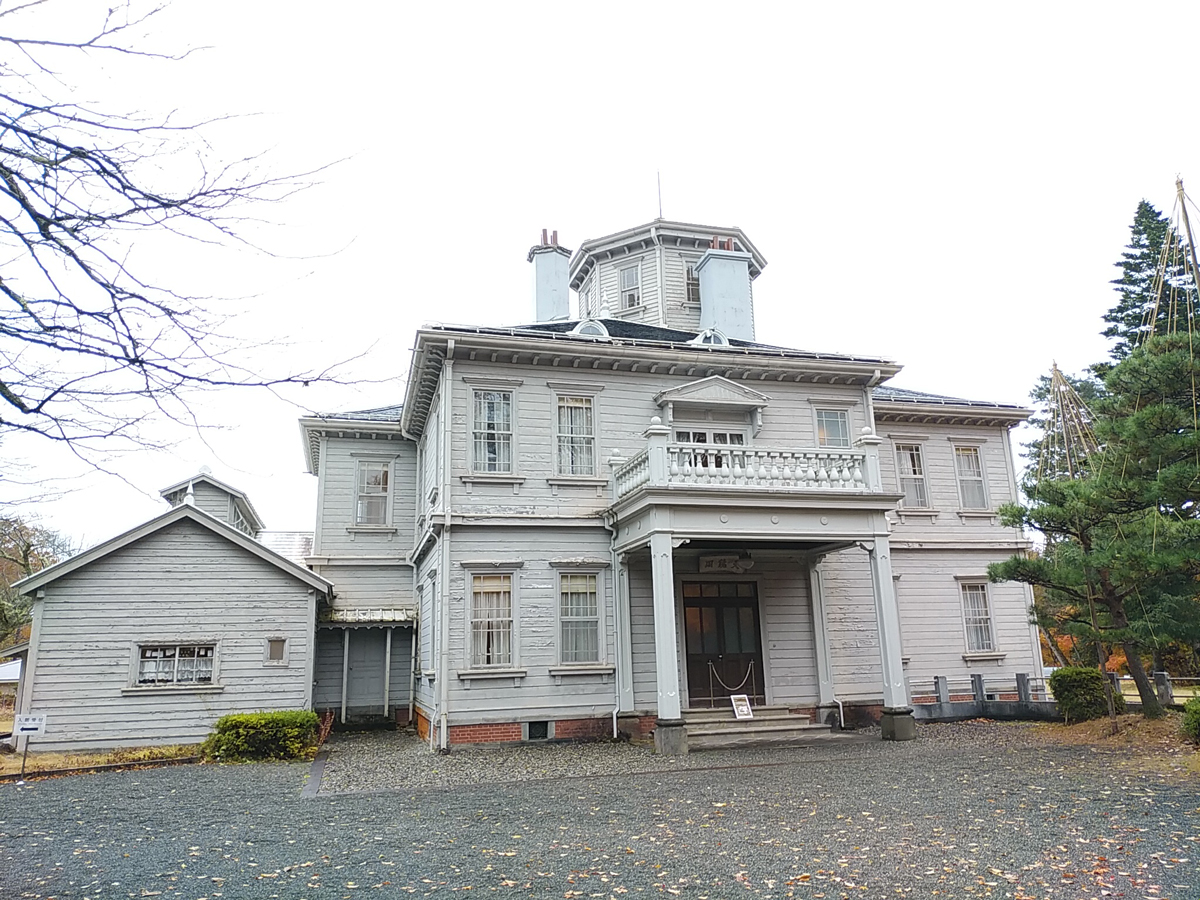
[612,420,885,503]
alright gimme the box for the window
[620,265,640,308]
[816,409,851,448]
[685,262,701,303]
[960,583,994,652]
[265,638,287,665]
[689,327,729,346]
[472,390,513,473]
[356,460,389,525]
[470,573,513,667]
[675,429,744,469]
[954,446,988,509]
[895,444,929,507]
[559,573,600,663]
[571,319,610,338]
[556,395,596,476]
[138,644,215,685]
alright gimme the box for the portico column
[866,535,915,740]
[808,558,836,708]
[649,530,687,754]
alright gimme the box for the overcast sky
[8,1,1200,547]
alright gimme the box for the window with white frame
[470,573,513,667]
[620,265,640,308]
[559,572,600,663]
[685,261,701,303]
[815,409,851,448]
[556,395,596,476]
[355,460,390,525]
[954,446,988,509]
[137,644,215,685]
[472,390,513,473]
[960,583,994,652]
[675,429,744,469]
[895,444,929,507]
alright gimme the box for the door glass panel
[701,607,719,654]
[739,607,756,653]
[719,582,736,598]
[701,582,718,598]
[683,582,701,598]
[737,582,754,598]
[723,607,740,653]
[685,607,701,651]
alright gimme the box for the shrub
[1182,697,1200,744]
[1048,666,1126,723]
[201,710,319,761]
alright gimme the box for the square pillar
[867,536,914,740]
[649,530,687,754]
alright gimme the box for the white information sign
[14,714,46,736]
[730,694,754,720]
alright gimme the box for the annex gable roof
[14,504,333,597]
[159,472,266,534]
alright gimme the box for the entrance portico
[608,419,914,752]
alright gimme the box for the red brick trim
[448,722,522,744]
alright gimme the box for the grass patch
[0,742,199,777]
[1031,712,1200,779]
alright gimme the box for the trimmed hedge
[201,710,319,761]
[1183,697,1200,744]
[1048,666,1126,724]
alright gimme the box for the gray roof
[873,386,1028,410]
[315,405,404,423]
[431,319,895,366]
[257,531,314,567]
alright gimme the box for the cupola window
[690,328,729,346]
[571,319,610,339]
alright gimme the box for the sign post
[13,714,46,784]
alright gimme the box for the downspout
[437,339,455,750]
[408,620,418,726]
[605,512,621,739]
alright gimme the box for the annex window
[559,572,600,664]
[472,390,513,473]
[137,644,215,685]
[556,395,596,476]
[954,446,988,509]
[620,265,640,308]
[264,638,288,665]
[815,409,851,448]
[470,573,513,667]
[895,444,929,507]
[356,460,390,525]
[960,583,994,652]
[685,262,701,303]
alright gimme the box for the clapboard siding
[314,435,417,555]
[439,525,618,723]
[881,423,1024,543]
[312,625,414,712]
[312,563,411,609]
[628,560,658,710]
[189,480,234,523]
[819,548,885,701]
[755,556,819,706]
[28,518,315,750]
[660,249,703,333]
[447,358,870,518]
[891,548,1039,685]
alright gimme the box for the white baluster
[732,449,744,483]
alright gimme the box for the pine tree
[1103,201,1188,361]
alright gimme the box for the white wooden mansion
[12,218,1039,754]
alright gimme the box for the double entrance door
[682,580,765,709]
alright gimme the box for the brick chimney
[527,228,572,322]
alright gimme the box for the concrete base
[654,718,689,755]
[880,707,916,741]
[617,714,644,740]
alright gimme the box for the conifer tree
[1103,201,1187,361]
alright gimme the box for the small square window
[267,639,286,662]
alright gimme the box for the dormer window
[689,328,729,346]
[571,319,610,339]
[620,265,640,308]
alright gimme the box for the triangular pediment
[654,376,771,408]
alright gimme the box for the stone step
[686,722,840,751]
[682,706,805,725]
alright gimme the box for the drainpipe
[437,340,455,750]
[408,620,418,727]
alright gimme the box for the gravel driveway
[1,722,1197,898]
